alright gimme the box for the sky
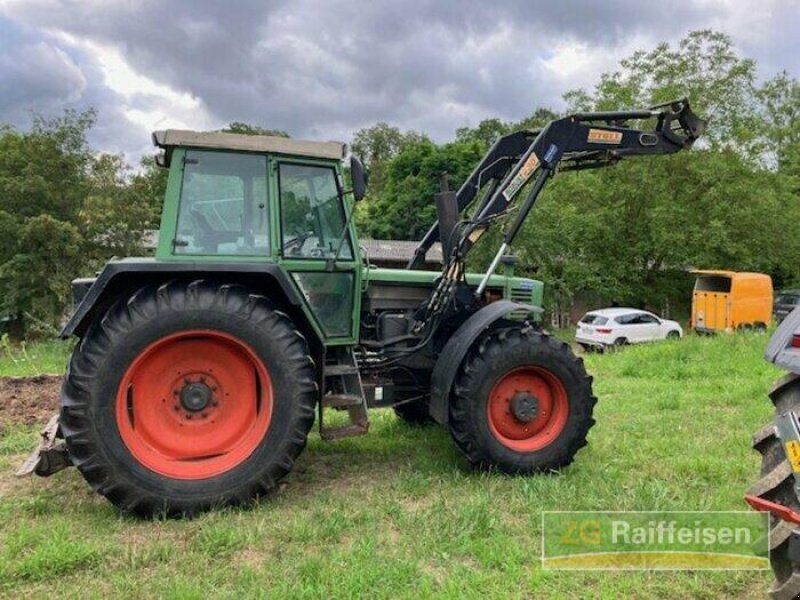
[0,0,798,164]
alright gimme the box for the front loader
[19,99,705,516]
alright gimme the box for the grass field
[0,334,781,598]
[0,337,72,377]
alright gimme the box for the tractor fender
[428,300,542,424]
[61,259,312,341]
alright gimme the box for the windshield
[776,294,800,305]
[173,150,269,256]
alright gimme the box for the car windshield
[776,294,800,305]
[580,314,608,325]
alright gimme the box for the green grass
[0,333,779,598]
[0,338,73,376]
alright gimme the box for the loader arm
[414,98,705,328]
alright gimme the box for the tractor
[747,315,800,599]
[19,100,705,516]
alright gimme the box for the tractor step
[321,393,363,408]
[324,364,359,376]
[320,348,369,440]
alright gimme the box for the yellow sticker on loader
[587,128,623,144]
[785,440,800,472]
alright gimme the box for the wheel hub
[115,330,274,480]
[180,381,214,412]
[486,365,570,452]
[510,392,539,423]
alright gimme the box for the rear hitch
[745,493,800,525]
[16,414,72,477]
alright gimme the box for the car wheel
[667,330,681,340]
[608,338,628,352]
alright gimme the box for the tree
[359,137,485,240]
[758,72,800,169]
[0,109,165,335]
[80,153,163,261]
[567,30,761,156]
[515,108,560,132]
[455,118,510,147]
[0,214,84,334]
[351,123,429,206]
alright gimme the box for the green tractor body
[21,101,705,516]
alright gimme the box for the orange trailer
[691,270,772,333]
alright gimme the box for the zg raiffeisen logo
[541,511,769,570]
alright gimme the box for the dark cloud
[0,16,154,162]
[0,19,85,119]
[0,0,797,160]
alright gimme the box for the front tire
[448,327,596,473]
[749,374,800,599]
[60,280,318,517]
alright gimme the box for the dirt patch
[0,375,62,428]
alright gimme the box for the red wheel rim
[115,330,273,480]
[486,366,569,452]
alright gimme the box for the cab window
[279,163,353,260]
[174,151,269,255]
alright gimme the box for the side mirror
[350,155,367,202]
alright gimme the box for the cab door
[272,159,361,344]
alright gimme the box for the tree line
[0,30,797,336]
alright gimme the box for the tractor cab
[152,130,364,342]
[153,130,358,261]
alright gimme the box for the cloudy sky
[1,0,798,163]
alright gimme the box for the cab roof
[152,129,347,161]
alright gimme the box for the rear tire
[607,337,628,352]
[749,374,800,599]
[448,327,596,473]
[60,280,318,517]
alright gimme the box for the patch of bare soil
[0,375,61,428]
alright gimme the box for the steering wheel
[283,229,313,256]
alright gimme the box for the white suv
[575,308,683,351]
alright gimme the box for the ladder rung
[324,364,359,376]
[321,393,363,408]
